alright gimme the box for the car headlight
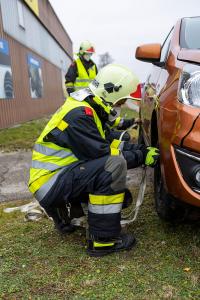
[178,64,200,108]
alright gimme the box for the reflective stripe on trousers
[34,168,65,202]
[88,203,122,214]
[88,193,124,214]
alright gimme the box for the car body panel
[182,114,200,150]
[137,18,200,207]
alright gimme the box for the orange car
[135,17,200,221]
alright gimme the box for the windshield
[180,17,200,49]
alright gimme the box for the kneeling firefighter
[28,64,159,257]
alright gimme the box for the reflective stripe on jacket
[28,96,105,201]
[74,58,96,89]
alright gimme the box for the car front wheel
[154,160,186,222]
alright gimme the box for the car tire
[154,159,186,222]
[138,125,187,222]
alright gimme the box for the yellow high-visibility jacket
[65,58,97,91]
[28,96,120,202]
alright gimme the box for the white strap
[24,209,44,222]
[121,167,147,225]
[119,123,138,142]
[3,200,39,213]
[3,200,49,222]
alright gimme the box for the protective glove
[144,147,160,167]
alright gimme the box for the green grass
[120,106,138,119]
[0,105,199,299]
[0,194,199,300]
[0,117,50,152]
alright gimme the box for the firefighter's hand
[144,147,160,167]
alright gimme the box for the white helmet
[89,64,139,105]
[79,40,95,54]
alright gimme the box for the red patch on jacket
[84,107,93,116]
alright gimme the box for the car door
[141,29,173,144]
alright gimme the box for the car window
[160,28,173,63]
[180,17,200,49]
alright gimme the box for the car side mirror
[135,43,162,66]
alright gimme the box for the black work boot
[46,206,76,235]
[86,233,136,257]
[54,222,76,234]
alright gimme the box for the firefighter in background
[29,64,159,257]
[65,40,139,141]
[65,40,98,94]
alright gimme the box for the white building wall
[0,0,71,72]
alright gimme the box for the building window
[17,0,25,29]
